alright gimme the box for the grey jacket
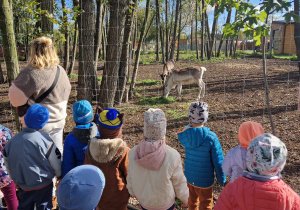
[4,128,62,190]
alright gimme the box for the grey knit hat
[144,108,166,141]
[188,102,209,125]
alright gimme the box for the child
[62,100,98,177]
[57,165,105,210]
[222,121,264,182]
[215,133,300,210]
[126,108,189,210]
[177,102,226,210]
[84,107,130,210]
[0,125,18,210]
[4,104,62,210]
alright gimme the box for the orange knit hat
[238,121,264,149]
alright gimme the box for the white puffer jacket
[126,141,188,210]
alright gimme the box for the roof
[272,20,295,25]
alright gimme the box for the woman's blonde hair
[27,37,60,69]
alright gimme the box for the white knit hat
[144,108,166,141]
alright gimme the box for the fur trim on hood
[134,139,166,170]
[87,138,126,164]
[72,123,98,144]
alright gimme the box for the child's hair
[238,121,264,148]
[28,37,60,69]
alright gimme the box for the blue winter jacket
[177,126,226,188]
[62,123,98,177]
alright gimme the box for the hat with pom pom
[96,108,123,129]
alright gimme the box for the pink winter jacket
[215,176,300,210]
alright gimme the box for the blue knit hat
[24,104,49,130]
[73,100,93,125]
[57,165,105,210]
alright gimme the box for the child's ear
[118,113,125,121]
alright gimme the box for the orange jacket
[215,176,300,210]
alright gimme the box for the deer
[160,59,175,85]
[163,66,206,101]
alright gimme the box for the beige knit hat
[144,108,166,141]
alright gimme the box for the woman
[8,36,71,153]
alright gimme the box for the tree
[77,0,96,101]
[68,0,79,75]
[156,0,165,63]
[217,7,231,57]
[294,0,300,75]
[0,0,19,84]
[165,0,169,61]
[99,0,129,108]
[115,0,137,104]
[61,0,69,70]
[223,0,298,135]
[208,1,219,58]
[201,0,205,60]
[37,0,54,34]
[0,0,21,129]
[94,0,104,69]
[129,0,151,99]
[169,0,180,60]
[195,0,199,59]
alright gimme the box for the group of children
[0,100,299,210]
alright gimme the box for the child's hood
[88,137,126,163]
[178,126,210,148]
[134,139,166,170]
[72,123,98,144]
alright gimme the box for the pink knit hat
[238,121,264,149]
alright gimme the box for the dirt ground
[0,57,299,209]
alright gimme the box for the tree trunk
[190,11,193,52]
[114,0,137,105]
[0,61,5,83]
[217,8,231,57]
[94,0,104,69]
[156,0,165,63]
[61,0,70,70]
[195,0,199,59]
[205,12,211,59]
[201,0,205,60]
[263,16,276,135]
[129,0,151,99]
[294,0,300,75]
[78,0,95,102]
[67,0,79,75]
[67,19,78,75]
[131,18,137,61]
[37,0,54,34]
[0,0,21,130]
[176,0,182,61]
[165,0,169,61]
[99,0,128,108]
[209,3,219,58]
[169,0,180,60]
[155,11,160,61]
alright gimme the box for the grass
[136,79,161,86]
[97,76,102,81]
[165,109,186,119]
[68,73,78,78]
[137,96,176,105]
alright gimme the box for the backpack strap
[35,66,60,103]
